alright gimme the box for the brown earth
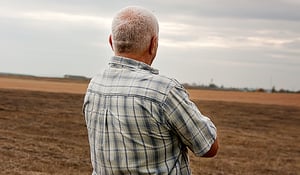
[0,77,88,94]
[0,77,299,174]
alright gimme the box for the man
[83,6,218,175]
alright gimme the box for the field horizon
[1,75,299,107]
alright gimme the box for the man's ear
[109,35,114,51]
[149,36,158,55]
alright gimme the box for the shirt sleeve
[162,84,217,156]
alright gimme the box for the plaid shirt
[83,56,217,175]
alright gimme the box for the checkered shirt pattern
[83,56,217,175]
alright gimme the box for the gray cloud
[152,0,300,21]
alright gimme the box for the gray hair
[111,6,159,54]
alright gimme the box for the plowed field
[0,77,299,174]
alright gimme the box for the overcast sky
[1,0,299,90]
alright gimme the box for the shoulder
[151,74,184,93]
[148,74,190,104]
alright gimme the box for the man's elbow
[202,138,219,157]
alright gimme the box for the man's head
[109,6,159,65]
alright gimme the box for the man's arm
[202,138,218,157]
[163,85,218,157]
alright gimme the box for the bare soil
[0,77,299,174]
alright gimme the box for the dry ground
[0,77,299,174]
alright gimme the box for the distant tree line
[182,83,300,93]
[63,74,89,80]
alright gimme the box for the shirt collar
[109,56,159,75]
